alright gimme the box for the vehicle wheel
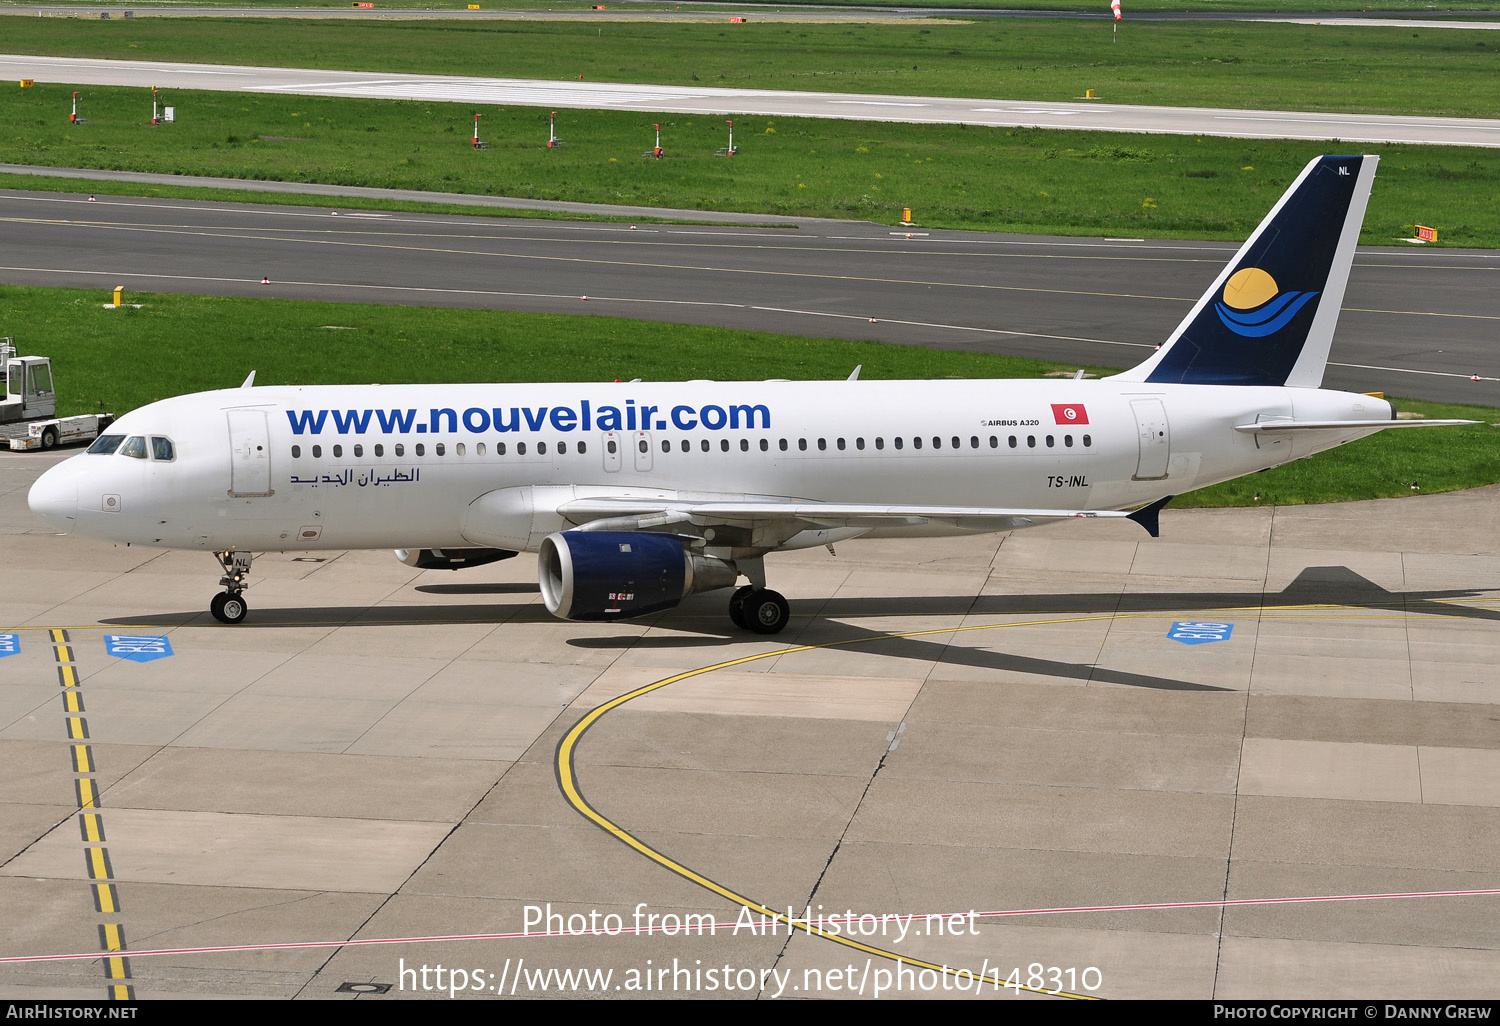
[211,592,248,624]
[40,427,58,451]
[727,585,754,629]
[744,589,790,635]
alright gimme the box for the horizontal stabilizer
[1233,419,1476,433]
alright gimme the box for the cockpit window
[120,436,148,459]
[151,437,175,461]
[88,434,125,455]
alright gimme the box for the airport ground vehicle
[0,339,114,452]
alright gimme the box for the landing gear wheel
[727,585,755,629]
[210,592,248,624]
[743,589,790,635]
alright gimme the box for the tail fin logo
[1215,268,1319,338]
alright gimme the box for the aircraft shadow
[98,566,1492,693]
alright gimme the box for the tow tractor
[0,338,114,451]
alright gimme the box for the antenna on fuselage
[240,371,256,388]
[847,365,862,381]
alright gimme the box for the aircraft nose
[28,463,78,534]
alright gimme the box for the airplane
[27,154,1472,631]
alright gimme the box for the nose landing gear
[210,550,253,624]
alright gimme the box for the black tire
[744,589,790,635]
[211,592,248,624]
[727,585,754,629]
[40,427,58,451]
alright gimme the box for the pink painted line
[4,888,1497,965]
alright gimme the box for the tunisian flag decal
[1051,403,1089,425]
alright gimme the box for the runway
[1,451,1498,999]
[1,188,1495,405]
[5,54,1500,148]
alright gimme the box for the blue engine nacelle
[538,531,739,621]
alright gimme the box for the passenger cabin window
[88,435,124,455]
[333,444,343,458]
[291,445,301,459]
[374,444,384,457]
[312,445,322,459]
[121,436,147,459]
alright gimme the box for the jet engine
[538,531,738,621]
[394,547,518,571]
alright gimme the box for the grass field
[3,284,1493,507]
[7,83,1497,243]
[4,16,1499,118]
[4,1,1496,14]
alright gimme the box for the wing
[556,494,1168,546]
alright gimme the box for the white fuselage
[31,378,1391,553]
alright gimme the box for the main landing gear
[210,550,253,624]
[727,584,790,635]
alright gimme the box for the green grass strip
[5,0,1494,11]
[4,283,1494,507]
[7,84,1499,243]
[5,15,1500,117]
